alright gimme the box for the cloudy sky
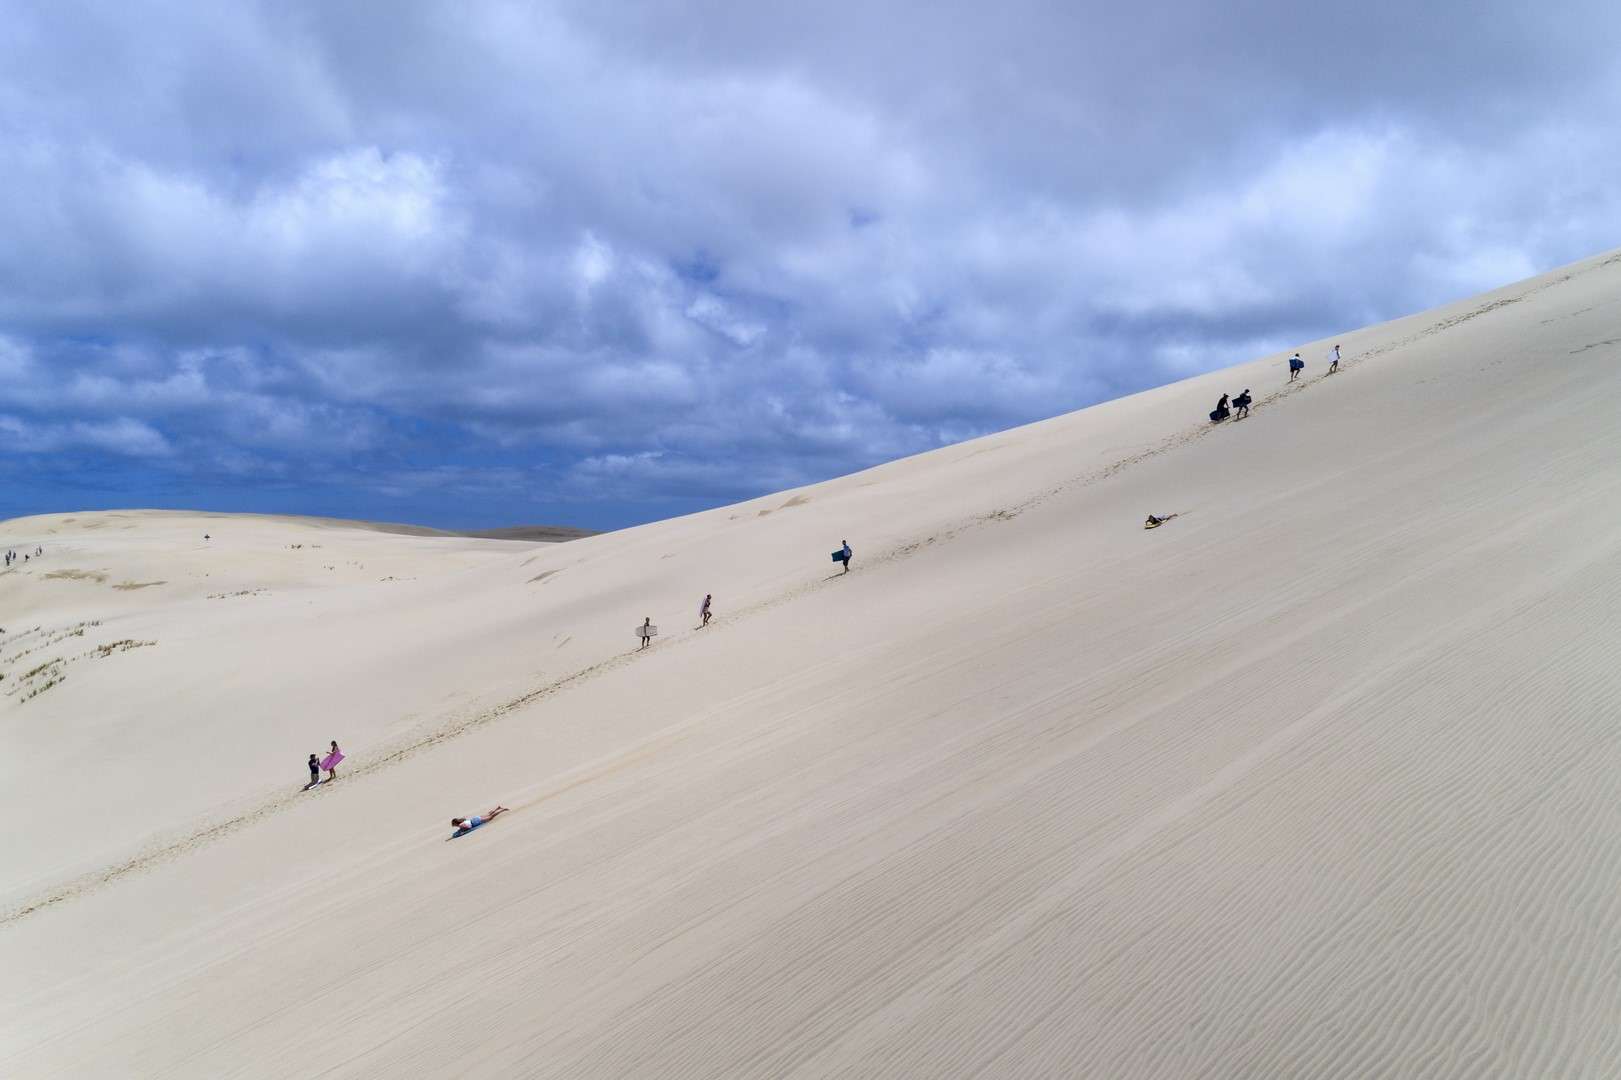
[2,1,1618,529]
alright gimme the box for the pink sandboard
[321,750,345,770]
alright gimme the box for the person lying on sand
[1144,514,1179,529]
[451,806,509,836]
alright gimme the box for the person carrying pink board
[321,740,344,781]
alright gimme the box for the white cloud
[0,415,173,458]
[0,2,1619,523]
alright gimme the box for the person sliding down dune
[1144,514,1179,529]
[451,806,509,836]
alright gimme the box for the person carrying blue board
[1288,352,1304,381]
[831,540,852,573]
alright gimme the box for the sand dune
[4,248,1621,1076]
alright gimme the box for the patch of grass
[22,674,64,701]
[43,569,109,584]
[88,640,156,659]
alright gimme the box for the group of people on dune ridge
[1209,344,1340,423]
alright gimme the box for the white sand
[4,249,1621,1076]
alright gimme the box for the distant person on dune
[639,616,655,649]
[1327,344,1341,373]
[1144,514,1178,529]
[306,753,320,789]
[451,806,509,836]
[1288,353,1304,381]
[700,594,713,627]
[839,540,852,573]
[1233,389,1252,419]
[1210,394,1230,423]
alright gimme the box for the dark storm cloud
[1,1,1618,527]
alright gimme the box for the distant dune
[0,508,600,543]
[286,515,600,543]
[4,248,1621,1078]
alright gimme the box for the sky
[2,1,1619,531]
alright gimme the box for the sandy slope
[3,248,1621,1077]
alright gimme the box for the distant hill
[353,520,600,543]
[0,509,601,542]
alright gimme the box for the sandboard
[831,550,848,562]
[636,625,658,639]
[320,750,344,771]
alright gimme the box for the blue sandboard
[831,550,847,562]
